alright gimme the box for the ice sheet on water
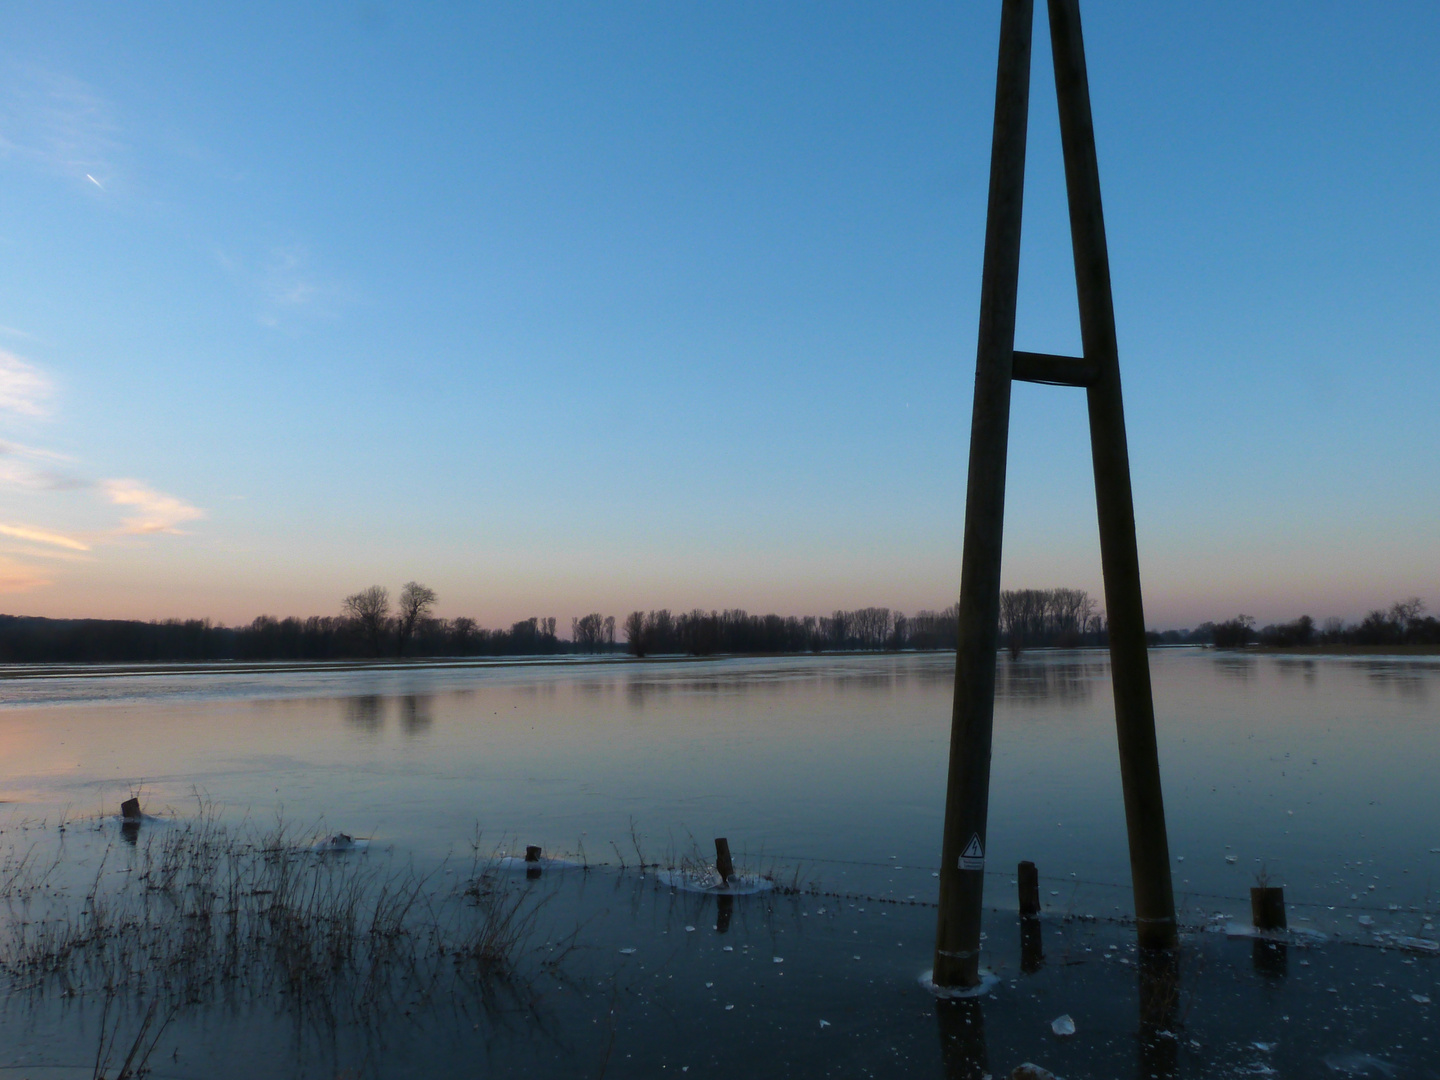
[1369,931,1439,954]
[311,832,369,853]
[1223,923,1327,944]
[918,969,1000,1000]
[493,855,580,872]
[652,867,775,896]
[1322,1052,1397,1076]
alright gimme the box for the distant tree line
[1146,598,1440,649]
[998,588,1105,657]
[21,583,1427,665]
[620,604,988,657]
[0,582,587,664]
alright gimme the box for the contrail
[86,174,104,190]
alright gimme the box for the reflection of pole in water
[715,894,733,934]
[345,695,384,733]
[400,694,433,734]
[935,999,990,1080]
[1137,948,1180,1080]
[1252,937,1287,979]
[1020,916,1044,973]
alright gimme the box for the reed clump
[0,807,544,1030]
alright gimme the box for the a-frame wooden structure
[932,0,1178,988]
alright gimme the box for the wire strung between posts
[578,851,1438,918]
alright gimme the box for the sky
[0,2,1436,633]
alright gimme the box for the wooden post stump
[121,797,141,822]
[1018,861,1041,916]
[524,845,542,863]
[714,837,734,884]
[1250,886,1286,930]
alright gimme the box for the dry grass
[0,805,547,1046]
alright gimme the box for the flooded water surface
[1,649,1437,1077]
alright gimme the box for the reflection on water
[1,648,1438,940]
[345,694,384,733]
[1361,661,1430,701]
[1214,655,1258,680]
[936,998,989,1080]
[994,653,1101,703]
[399,694,433,734]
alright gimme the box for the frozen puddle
[653,867,775,895]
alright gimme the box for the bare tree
[572,613,608,653]
[396,581,438,656]
[343,586,390,657]
[623,611,646,656]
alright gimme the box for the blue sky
[0,2,1436,630]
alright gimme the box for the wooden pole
[1017,860,1041,916]
[932,0,1034,989]
[714,837,734,884]
[1250,886,1286,930]
[1046,0,1178,951]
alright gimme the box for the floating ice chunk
[818,1019,830,1029]
[853,955,861,960]
[705,982,713,988]
[724,1004,734,1011]
[772,956,783,964]
[1254,1041,1275,1052]
[1225,855,1238,864]
[1357,916,1375,927]
[685,925,696,932]
[1051,1014,1076,1037]
[1322,1052,1397,1076]
[619,948,637,955]
[1413,994,1431,1004]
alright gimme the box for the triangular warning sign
[962,835,984,859]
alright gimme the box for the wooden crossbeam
[1011,349,1097,387]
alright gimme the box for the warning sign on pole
[959,834,985,871]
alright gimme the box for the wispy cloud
[0,523,89,551]
[256,244,348,326]
[102,479,205,535]
[0,437,88,492]
[0,351,54,417]
[0,354,204,596]
[0,555,52,594]
[0,68,121,189]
